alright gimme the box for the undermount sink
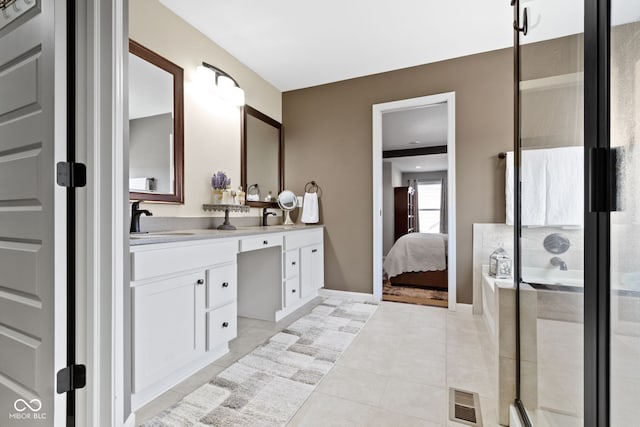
[130,232,195,239]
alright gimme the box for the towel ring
[247,183,260,196]
[304,181,322,198]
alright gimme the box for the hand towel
[130,177,149,191]
[546,146,583,226]
[505,152,515,225]
[506,150,547,226]
[301,192,319,223]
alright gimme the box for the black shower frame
[512,0,612,426]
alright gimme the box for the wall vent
[449,388,482,426]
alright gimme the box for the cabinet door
[132,272,205,392]
[300,244,324,298]
[309,244,324,290]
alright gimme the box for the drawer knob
[292,289,296,293]
[222,282,229,288]
[196,279,204,285]
[311,249,318,253]
[292,261,296,266]
[222,321,229,328]
[263,240,268,245]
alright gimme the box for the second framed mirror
[241,106,283,208]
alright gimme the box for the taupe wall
[284,48,513,302]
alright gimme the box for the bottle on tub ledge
[264,191,274,202]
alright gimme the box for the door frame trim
[76,0,127,425]
[372,92,457,309]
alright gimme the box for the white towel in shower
[506,150,546,226]
[301,192,319,223]
[546,146,583,226]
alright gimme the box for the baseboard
[318,288,379,303]
[456,303,473,313]
[124,413,136,427]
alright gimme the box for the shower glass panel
[518,0,584,424]
[609,2,640,425]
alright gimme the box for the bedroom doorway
[372,93,456,309]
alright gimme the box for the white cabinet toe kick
[129,226,324,410]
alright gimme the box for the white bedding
[383,233,448,278]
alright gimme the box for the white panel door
[0,1,67,426]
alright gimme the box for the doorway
[372,93,456,309]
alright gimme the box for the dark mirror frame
[129,39,184,203]
[241,105,284,208]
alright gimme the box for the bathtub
[521,266,584,289]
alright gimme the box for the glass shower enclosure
[513,0,640,426]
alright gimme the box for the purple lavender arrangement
[211,171,230,190]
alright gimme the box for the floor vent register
[449,388,482,426]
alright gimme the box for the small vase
[222,189,235,204]
[212,189,224,204]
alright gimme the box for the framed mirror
[129,39,184,203]
[241,105,283,208]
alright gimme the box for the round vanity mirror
[278,190,297,225]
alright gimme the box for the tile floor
[136,299,499,426]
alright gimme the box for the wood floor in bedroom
[382,280,448,308]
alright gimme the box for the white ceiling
[382,103,447,150]
[158,0,640,92]
[158,0,517,91]
[386,154,448,173]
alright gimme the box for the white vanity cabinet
[129,226,324,410]
[130,239,238,410]
[283,228,324,311]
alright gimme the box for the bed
[383,233,448,290]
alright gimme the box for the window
[417,182,441,233]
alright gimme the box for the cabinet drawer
[284,277,300,307]
[206,263,237,309]
[207,303,237,351]
[284,229,323,250]
[132,240,238,281]
[239,234,283,253]
[284,250,299,279]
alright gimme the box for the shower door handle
[589,147,620,213]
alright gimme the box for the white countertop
[129,224,324,246]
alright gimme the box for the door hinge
[56,364,86,394]
[56,162,87,188]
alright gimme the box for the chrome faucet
[130,201,153,233]
[262,208,276,226]
[550,257,568,271]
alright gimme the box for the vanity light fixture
[196,62,245,107]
